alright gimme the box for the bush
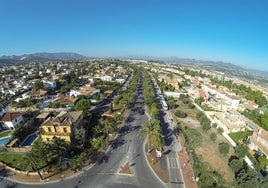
[175,110,187,118]
[188,103,195,109]
[235,144,248,158]
[210,132,217,141]
[217,127,224,134]
[218,142,229,156]
[212,123,217,128]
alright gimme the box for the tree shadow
[110,137,126,150]
[126,116,135,123]
[96,155,110,165]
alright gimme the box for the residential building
[249,128,268,158]
[70,85,99,97]
[0,112,24,130]
[42,79,57,90]
[213,110,247,133]
[40,111,83,142]
[24,89,48,100]
[51,95,78,109]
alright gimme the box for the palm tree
[140,119,162,153]
[91,135,106,151]
[71,152,86,171]
[101,118,116,144]
[50,137,68,160]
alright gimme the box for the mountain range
[0,52,87,62]
[0,52,267,82]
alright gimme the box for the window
[63,127,67,133]
[48,127,51,132]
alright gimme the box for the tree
[235,144,248,158]
[210,132,217,141]
[236,169,259,188]
[50,137,68,161]
[175,110,187,118]
[140,119,162,152]
[91,136,106,150]
[71,152,86,171]
[75,99,91,115]
[229,158,244,173]
[151,102,158,116]
[218,142,229,156]
[100,118,116,143]
[217,127,224,134]
[33,80,43,90]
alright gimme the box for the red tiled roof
[29,89,47,96]
[0,112,22,122]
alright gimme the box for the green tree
[210,132,217,141]
[101,118,116,144]
[235,144,248,158]
[217,127,224,134]
[236,169,259,188]
[151,102,159,116]
[175,110,187,118]
[140,119,162,152]
[50,137,68,160]
[91,136,106,150]
[33,80,43,90]
[229,158,244,173]
[218,142,229,156]
[75,99,91,114]
[71,152,86,171]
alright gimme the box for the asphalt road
[0,73,165,188]
[150,73,184,188]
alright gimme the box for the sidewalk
[177,136,198,188]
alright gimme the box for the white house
[0,112,24,130]
[42,80,57,90]
[100,75,114,82]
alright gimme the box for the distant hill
[31,52,88,60]
[0,52,88,64]
[155,56,268,83]
[122,55,268,83]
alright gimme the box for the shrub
[210,132,217,141]
[175,110,187,118]
[218,142,229,156]
[217,127,224,134]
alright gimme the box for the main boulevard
[0,72,184,188]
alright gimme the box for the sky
[0,0,268,71]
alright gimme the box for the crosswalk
[167,158,179,169]
[111,143,137,154]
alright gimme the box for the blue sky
[0,0,268,71]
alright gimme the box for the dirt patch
[171,101,235,185]
[119,162,132,175]
[195,143,234,183]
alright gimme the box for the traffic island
[118,162,133,175]
[146,146,169,183]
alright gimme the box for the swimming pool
[0,136,11,145]
[20,132,38,147]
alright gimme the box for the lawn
[0,152,31,171]
[229,131,253,144]
[0,130,13,138]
